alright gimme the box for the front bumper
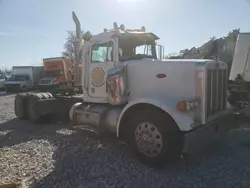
[182,111,233,154]
[5,84,21,92]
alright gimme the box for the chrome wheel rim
[135,122,163,157]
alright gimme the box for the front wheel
[127,108,182,167]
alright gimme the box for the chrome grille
[205,69,227,118]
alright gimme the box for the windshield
[118,35,157,62]
[45,70,63,77]
[135,44,153,56]
[91,41,113,63]
[8,75,27,81]
[119,44,155,62]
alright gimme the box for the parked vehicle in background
[38,57,73,91]
[228,33,250,116]
[0,74,5,91]
[5,65,44,92]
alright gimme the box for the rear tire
[127,108,182,167]
[14,93,28,120]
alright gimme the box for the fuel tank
[69,103,122,135]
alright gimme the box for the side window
[91,41,113,63]
[25,76,30,81]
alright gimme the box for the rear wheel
[14,93,28,120]
[127,108,182,167]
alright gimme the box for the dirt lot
[1,92,250,188]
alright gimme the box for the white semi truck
[5,65,44,92]
[14,12,233,166]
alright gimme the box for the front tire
[127,108,182,167]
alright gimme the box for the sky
[0,0,249,69]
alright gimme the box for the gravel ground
[1,92,250,188]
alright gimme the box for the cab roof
[92,30,160,42]
[119,31,159,40]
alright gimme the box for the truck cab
[5,66,43,92]
[80,24,164,103]
[5,74,31,92]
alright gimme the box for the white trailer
[228,33,250,112]
[5,65,43,92]
[229,33,250,81]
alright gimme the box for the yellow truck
[38,57,73,91]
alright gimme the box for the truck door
[88,39,116,100]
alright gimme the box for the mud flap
[33,98,60,116]
[33,98,75,123]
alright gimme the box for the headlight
[177,101,199,112]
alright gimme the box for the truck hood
[124,58,212,64]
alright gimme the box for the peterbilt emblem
[91,67,105,87]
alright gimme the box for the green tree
[226,29,240,41]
